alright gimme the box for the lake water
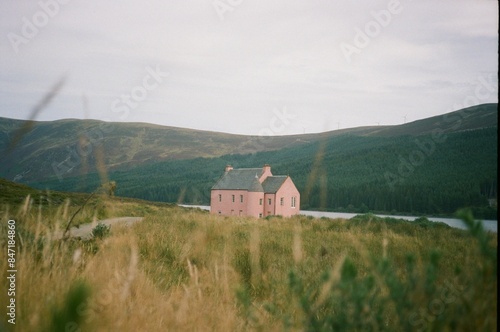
[300,210,498,233]
[179,205,497,233]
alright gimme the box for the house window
[218,194,222,202]
[232,195,235,202]
[268,198,272,205]
[240,195,244,203]
[259,198,263,205]
[291,196,296,208]
[239,210,243,215]
[218,211,221,215]
[231,209,234,215]
[259,213,263,218]
[280,197,284,206]
[267,211,271,215]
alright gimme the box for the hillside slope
[0,177,89,206]
[29,104,498,217]
[0,104,496,183]
[0,118,308,182]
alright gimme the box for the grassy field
[0,198,497,331]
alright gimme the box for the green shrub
[46,280,91,332]
[91,223,111,239]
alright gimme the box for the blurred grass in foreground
[0,199,496,331]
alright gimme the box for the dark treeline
[32,127,497,218]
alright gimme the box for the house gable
[274,177,300,217]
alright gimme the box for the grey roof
[212,168,263,190]
[249,176,264,192]
[212,168,288,193]
[262,176,288,193]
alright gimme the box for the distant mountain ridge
[2,103,497,217]
[0,103,497,184]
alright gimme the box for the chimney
[261,164,273,180]
[225,165,233,172]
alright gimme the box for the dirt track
[54,217,143,240]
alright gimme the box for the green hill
[0,118,311,183]
[0,177,84,206]
[23,104,497,218]
[1,104,496,184]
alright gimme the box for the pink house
[210,164,300,218]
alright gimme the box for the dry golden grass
[0,201,497,331]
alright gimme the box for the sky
[0,0,498,135]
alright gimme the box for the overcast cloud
[0,0,498,135]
